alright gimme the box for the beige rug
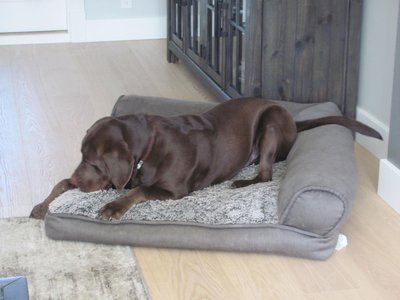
[0,218,151,299]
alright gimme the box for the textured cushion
[45,95,357,260]
[48,162,286,225]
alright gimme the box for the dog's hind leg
[232,123,279,188]
[232,106,296,188]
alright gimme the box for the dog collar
[136,160,144,170]
[136,126,156,170]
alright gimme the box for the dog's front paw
[98,199,129,221]
[30,203,48,219]
[232,176,271,188]
[231,179,253,188]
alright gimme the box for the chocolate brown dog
[30,97,382,220]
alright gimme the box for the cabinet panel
[227,0,246,95]
[187,0,204,65]
[261,0,357,116]
[169,0,185,49]
[262,0,296,101]
[243,0,263,96]
[202,0,225,85]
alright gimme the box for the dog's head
[71,118,135,192]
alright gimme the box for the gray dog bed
[45,95,357,260]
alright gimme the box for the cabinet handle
[218,0,228,38]
[200,45,207,59]
[218,0,228,10]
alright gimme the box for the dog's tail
[295,116,383,140]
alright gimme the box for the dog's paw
[98,200,129,221]
[232,175,271,188]
[231,179,253,188]
[30,203,48,219]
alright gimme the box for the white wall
[84,0,165,20]
[356,0,400,158]
[0,0,167,45]
[0,0,67,33]
[378,0,400,214]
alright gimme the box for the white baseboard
[0,16,167,45]
[378,159,400,214]
[0,31,70,45]
[355,106,389,159]
[85,16,167,42]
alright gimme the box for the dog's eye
[89,163,101,173]
[93,165,102,174]
[84,160,102,173]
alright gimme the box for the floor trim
[355,106,389,159]
[378,159,400,214]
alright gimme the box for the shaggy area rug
[49,162,287,225]
[0,218,151,300]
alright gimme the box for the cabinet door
[225,0,262,98]
[169,0,186,49]
[201,0,226,86]
[188,0,227,86]
[261,0,361,117]
[225,0,246,97]
[186,0,205,66]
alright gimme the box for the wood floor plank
[0,46,30,217]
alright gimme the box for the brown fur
[30,97,382,220]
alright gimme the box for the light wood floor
[1,40,399,300]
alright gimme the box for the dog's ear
[102,142,134,190]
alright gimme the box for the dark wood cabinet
[167,0,362,117]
